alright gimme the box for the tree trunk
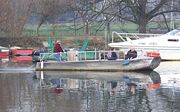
[138,21,147,33]
[36,15,45,36]
[85,20,89,35]
[137,0,147,33]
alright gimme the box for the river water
[0,61,180,112]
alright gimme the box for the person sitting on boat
[125,47,137,60]
[107,48,117,60]
[54,40,64,62]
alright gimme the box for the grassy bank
[0,20,180,38]
[23,21,173,38]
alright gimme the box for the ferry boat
[35,51,161,71]
[108,29,180,61]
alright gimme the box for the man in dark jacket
[125,47,137,60]
[108,48,117,60]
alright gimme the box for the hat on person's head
[55,40,61,43]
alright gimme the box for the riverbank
[0,36,105,49]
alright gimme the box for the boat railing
[39,50,125,62]
[111,31,161,43]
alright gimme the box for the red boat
[10,56,32,62]
[0,52,8,58]
[9,48,35,56]
[0,50,9,59]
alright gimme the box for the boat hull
[36,57,161,71]
[10,56,32,62]
[0,51,9,59]
[9,49,33,56]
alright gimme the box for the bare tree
[98,0,180,33]
[32,0,74,35]
[0,0,33,37]
[11,0,33,37]
[0,0,13,35]
[72,0,107,35]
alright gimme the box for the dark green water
[0,61,180,112]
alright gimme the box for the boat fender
[146,52,160,57]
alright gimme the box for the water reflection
[34,71,161,112]
[1,61,180,112]
[1,70,180,112]
[0,61,35,73]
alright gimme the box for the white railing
[39,50,125,62]
[111,31,162,43]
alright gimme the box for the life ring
[146,51,160,57]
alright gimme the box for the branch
[148,9,180,20]
[147,0,168,19]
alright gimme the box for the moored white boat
[108,29,180,61]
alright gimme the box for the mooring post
[40,71,44,80]
[40,71,44,87]
[40,60,44,80]
[40,60,44,69]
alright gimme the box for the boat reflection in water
[2,61,180,111]
[35,71,161,111]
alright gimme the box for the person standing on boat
[107,48,117,60]
[54,40,63,53]
[54,40,64,62]
[125,47,137,60]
